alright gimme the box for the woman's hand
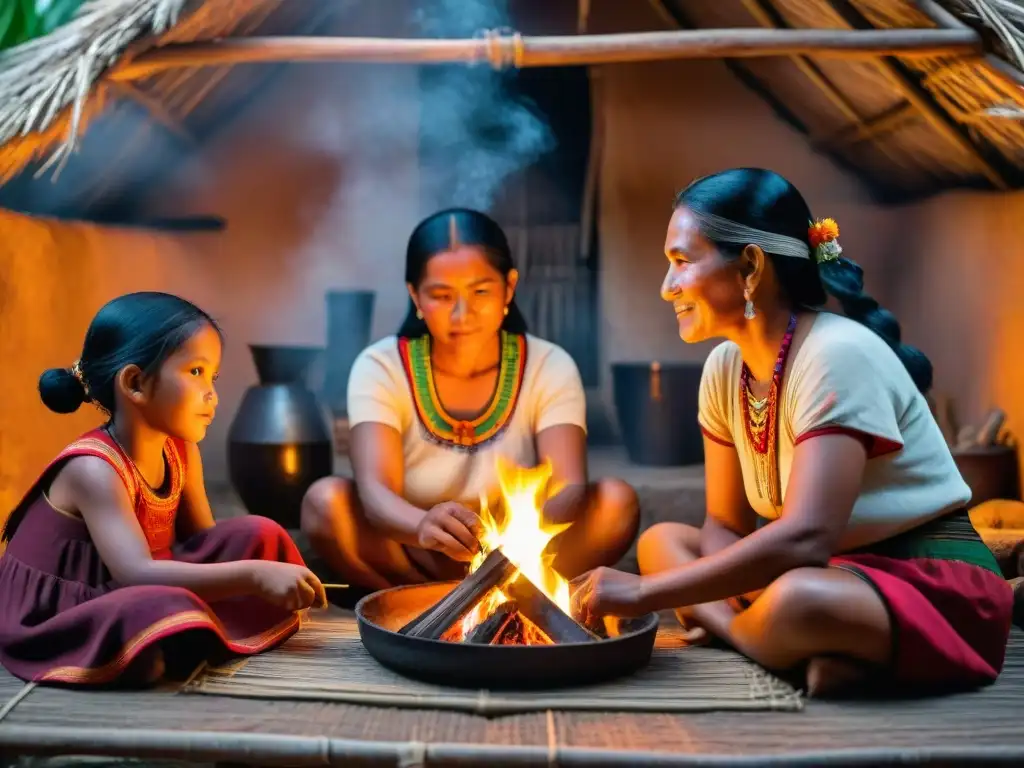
[570,566,650,623]
[417,502,483,562]
[248,562,326,611]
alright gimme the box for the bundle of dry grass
[0,0,188,180]
[851,0,1024,165]
[0,0,278,183]
[943,0,1024,69]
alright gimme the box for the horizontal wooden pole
[816,100,918,149]
[108,28,982,80]
[5,725,1024,766]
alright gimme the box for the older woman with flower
[571,168,1013,697]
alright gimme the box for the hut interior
[0,1,1023,764]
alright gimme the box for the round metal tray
[355,581,659,690]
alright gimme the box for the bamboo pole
[913,0,1024,88]
[3,725,1024,766]
[816,101,919,148]
[107,28,982,81]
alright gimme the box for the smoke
[411,0,556,213]
[1,0,555,223]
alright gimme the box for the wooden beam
[47,211,227,232]
[826,0,1010,189]
[646,0,905,202]
[109,81,197,146]
[107,28,981,81]
[912,0,1024,89]
[577,0,592,34]
[739,0,909,170]
[816,101,918,148]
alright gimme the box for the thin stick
[322,584,349,589]
[107,28,981,81]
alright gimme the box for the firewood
[506,574,598,644]
[495,612,526,645]
[975,409,1006,447]
[929,391,957,447]
[955,425,977,451]
[464,602,518,645]
[399,549,517,640]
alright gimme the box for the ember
[399,459,614,645]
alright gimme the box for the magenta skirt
[832,510,1013,687]
[0,499,304,685]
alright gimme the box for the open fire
[398,459,619,646]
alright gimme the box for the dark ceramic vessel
[322,290,376,417]
[612,362,704,467]
[227,344,333,529]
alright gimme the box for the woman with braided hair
[571,168,1013,697]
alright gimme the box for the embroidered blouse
[698,311,971,550]
[347,333,587,510]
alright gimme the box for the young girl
[0,292,326,686]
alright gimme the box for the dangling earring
[743,292,756,320]
[503,306,509,317]
[416,308,424,319]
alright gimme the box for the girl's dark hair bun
[38,367,87,414]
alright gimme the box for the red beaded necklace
[739,313,797,507]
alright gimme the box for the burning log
[464,602,518,645]
[399,549,517,640]
[506,574,598,644]
[495,612,527,645]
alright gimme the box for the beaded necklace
[739,313,797,508]
[398,331,527,451]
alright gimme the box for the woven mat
[186,610,803,716]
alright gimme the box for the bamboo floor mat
[0,623,1021,765]
[185,609,803,715]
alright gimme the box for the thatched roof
[659,0,1024,198]
[1,0,1023,204]
[0,1,295,184]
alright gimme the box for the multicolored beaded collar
[398,331,527,451]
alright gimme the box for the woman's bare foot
[806,656,867,698]
[674,609,712,646]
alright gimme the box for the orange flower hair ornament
[808,218,842,264]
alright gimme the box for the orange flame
[458,458,572,637]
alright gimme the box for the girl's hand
[417,502,483,562]
[570,567,650,623]
[249,562,326,611]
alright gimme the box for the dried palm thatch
[0,0,280,183]
[849,0,1024,163]
[944,0,1024,69]
[0,0,1023,194]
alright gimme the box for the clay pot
[227,345,333,529]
